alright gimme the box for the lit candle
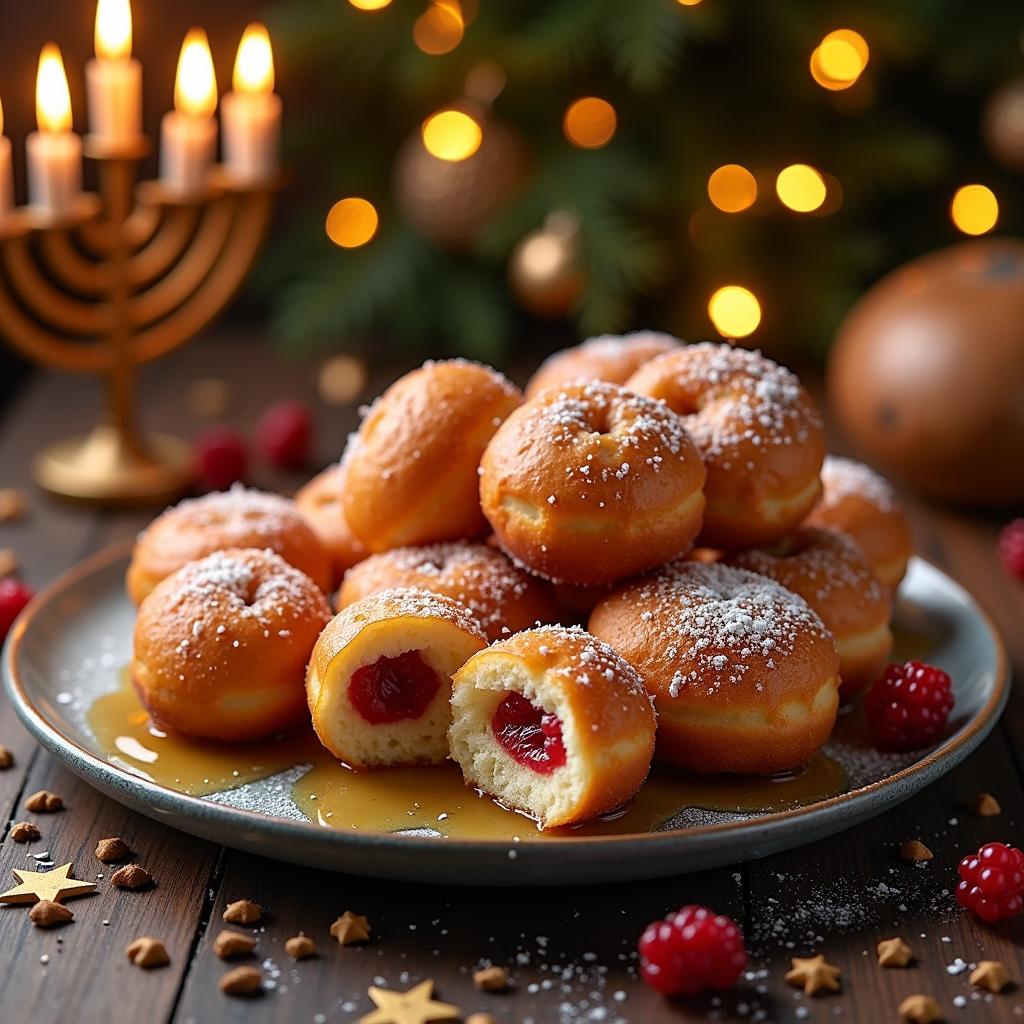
[0,97,12,221]
[27,44,83,215]
[86,0,142,144]
[222,23,281,184]
[159,28,217,196]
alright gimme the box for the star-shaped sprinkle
[971,959,1012,993]
[877,937,914,967]
[784,954,841,995]
[898,993,941,1024]
[331,910,371,945]
[358,980,460,1024]
[0,863,96,905]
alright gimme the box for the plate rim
[1,540,1011,864]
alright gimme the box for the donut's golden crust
[450,626,656,828]
[127,487,333,604]
[341,360,522,552]
[626,343,825,550]
[804,456,912,590]
[479,381,706,585]
[131,548,333,742]
[295,464,367,589]
[338,542,559,642]
[525,332,682,399]
[588,561,840,776]
[730,527,893,701]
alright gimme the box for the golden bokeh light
[708,286,761,339]
[676,0,703,5]
[421,109,482,161]
[810,29,868,91]
[950,184,998,236]
[707,164,758,213]
[563,97,617,149]
[413,2,464,55]
[776,163,827,212]
[348,0,393,9]
[326,197,379,248]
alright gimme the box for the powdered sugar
[817,455,897,513]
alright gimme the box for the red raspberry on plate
[255,400,312,470]
[638,904,747,995]
[864,660,954,752]
[957,842,1024,922]
[193,426,247,491]
[0,577,34,640]
[998,519,1024,580]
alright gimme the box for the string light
[810,29,868,91]
[421,109,482,161]
[413,1,464,55]
[776,164,826,212]
[707,164,757,213]
[348,0,393,9]
[326,197,379,248]
[950,184,998,236]
[563,97,617,149]
[708,286,761,339]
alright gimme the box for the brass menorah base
[0,136,277,505]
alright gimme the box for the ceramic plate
[2,543,1008,886]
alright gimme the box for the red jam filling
[492,692,566,775]
[349,650,441,725]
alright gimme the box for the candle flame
[95,0,132,60]
[233,23,274,94]
[174,28,217,118]
[36,44,73,134]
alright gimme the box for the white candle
[86,0,142,144]
[0,98,12,221]
[27,44,82,215]
[222,24,281,184]
[160,28,217,196]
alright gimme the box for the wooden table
[1,331,1022,1024]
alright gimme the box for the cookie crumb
[126,937,170,969]
[213,930,257,960]
[0,745,12,770]
[285,933,316,960]
[898,839,933,863]
[24,790,63,813]
[29,900,73,929]
[0,489,28,523]
[473,966,509,991]
[898,994,940,1023]
[10,821,41,843]
[94,837,131,863]
[111,864,154,890]
[330,910,371,945]
[971,960,1011,993]
[219,965,263,996]
[970,792,1001,817]
[223,899,262,924]
[877,937,913,967]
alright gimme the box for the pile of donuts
[128,334,913,830]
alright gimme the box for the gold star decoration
[331,910,371,945]
[898,993,941,1024]
[0,863,96,905]
[971,959,1012,993]
[358,980,460,1024]
[877,937,914,968]
[784,954,841,995]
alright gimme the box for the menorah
[0,138,276,504]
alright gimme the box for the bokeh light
[708,286,761,338]
[348,0,393,9]
[810,29,868,91]
[776,164,827,212]
[413,1,464,55]
[950,184,998,236]
[421,109,482,161]
[676,0,702,5]
[563,97,617,149]
[326,198,379,248]
[707,164,758,213]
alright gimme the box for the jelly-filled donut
[338,542,559,642]
[342,360,522,552]
[589,561,840,776]
[306,588,486,769]
[525,331,682,399]
[479,381,706,585]
[127,485,332,604]
[627,343,825,550]
[131,548,333,742]
[730,527,893,701]
[804,455,913,590]
[295,463,367,589]
[449,625,656,829]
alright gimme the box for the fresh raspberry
[193,426,247,491]
[638,905,747,995]
[864,660,954,752]
[998,519,1024,580]
[255,400,312,470]
[0,577,34,640]
[957,842,1024,922]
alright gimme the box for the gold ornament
[0,863,97,905]
[358,980,460,1024]
[508,211,584,318]
[983,77,1024,171]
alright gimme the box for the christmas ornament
[0,863,96,905]
[193,427,248,492]
[509,211,585,318]
[982,78,1024,171]
[255,400,313,470]
[827,239,1024,506]
[358,980,460,1024]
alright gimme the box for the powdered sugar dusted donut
[589,561,839,776]
[479,381,706,585]
[127,486,333,604]
[295,463,368,589]
[131,548,333,741]
[449,625,656,829]
[342,360,522,552]
[730,526,893,701]
[626,343,825,550]
[306,588,487,769]
[804,455,912,590]
[338,542,558,642]
[525,331,682,399]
